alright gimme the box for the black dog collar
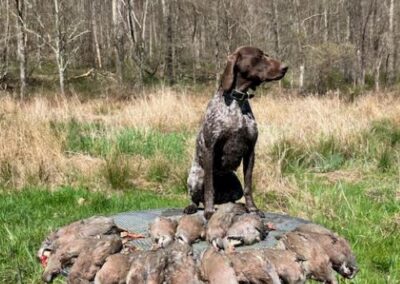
[227,89,255,102]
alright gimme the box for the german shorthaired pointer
[184,46,288,219]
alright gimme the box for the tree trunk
[57,50,65,96]
[192,6,199,84]
[271,0,280,54]
[91,1,102,69]
[112,0,123,82]
[162,0,174,85]
[54,0,65,95]
[1,0,10,79]
[375,55,382,92]
[323,0,328,43]
[214,0,222,88]
[15,0,27,98]
[54,0,64,95]
[293,0,304,91]
[387,0,395,83]
[299,65,304,90]
[346,14,350,42]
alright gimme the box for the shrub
[103,152,132,190]
[146,156,171,183]
[270,136,348,173]
[51,119,111,156]
[305,43,357,94]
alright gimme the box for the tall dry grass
[0,89,399,193]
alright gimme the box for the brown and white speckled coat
[184,46,288,220]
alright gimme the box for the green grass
[0,187,186,283]
[116,129,188,161]
[270,119,400,174]
[52,120,188,161]
[1,175,399,283]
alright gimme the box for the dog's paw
[183,204,198,215]
[204,210,214,220]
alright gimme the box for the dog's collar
[225,89,255,102]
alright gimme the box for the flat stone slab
[113,208,311,254]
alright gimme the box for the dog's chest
[220,101,258,140]
[210,101,258,171]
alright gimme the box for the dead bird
[226,250,281,284]
[206,203,247,249]
[200,247,238,284]
[42,238,99,283]
[294,224,358,279]
[164,241,204,284]
[68,235,123,284]
[175,214,206,245]
[277,232,337,284]
[149,216,178,249]
[261,248,306,284]
[38,216,120,260]
[94,253,136,284]
[126,249,168,284]
[225,213,266,248]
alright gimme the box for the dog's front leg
[203,148,215,220]
[243,146,264,218]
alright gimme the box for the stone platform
[113,208,310,255]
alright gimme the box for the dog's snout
[281,65,288,74]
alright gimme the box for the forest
[0,0,399,97]
[0,1,399,283]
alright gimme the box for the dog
[184,46,288,219]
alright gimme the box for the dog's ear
[220,52,239,92]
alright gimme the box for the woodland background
[0,1,399,283]
[0,0,399,97]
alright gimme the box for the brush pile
[38,204,358,284]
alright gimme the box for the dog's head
[220,46,288,92]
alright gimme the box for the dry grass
[0,89,399,192]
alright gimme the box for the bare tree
[15,0,27,98]
[0,0,399,95]
[91,1,102,69]
[271,0,280,54]
[0,0,11,83]
[25,0,88,95]
[387,0,395,83]
[112,0,124,82]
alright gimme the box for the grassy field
[0,88,399,283]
